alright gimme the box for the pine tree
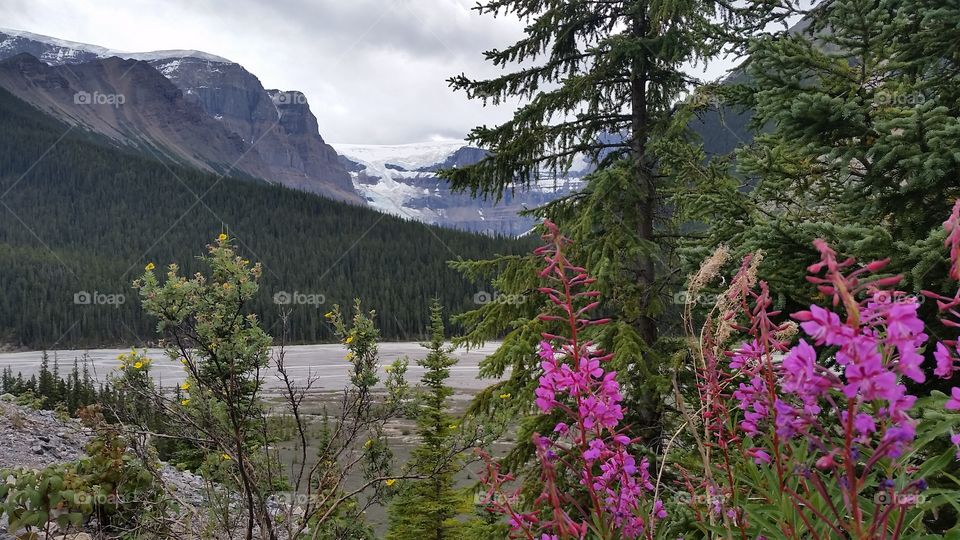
[442,0,786,453]
[36,351,54,408]
[386,300,461,540]
[1,366,13,393]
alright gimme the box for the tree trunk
[630,5,663,452]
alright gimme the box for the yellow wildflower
[449,424,458,430]
[345,352,354,361]
[345,335,354,344]
[180,382,191,391]
[385,479,396,487]
[499,393,511,400]
[145,262,155,271]
[133,361,143,369]
[180,399,190,406]
[221,453,231,461]
[324,311,334,319]
[223,283,231,289]
[364,439,373,449]
[218,233,228,242]
[180,358,188,365]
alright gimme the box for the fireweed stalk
[477,221,663,540]
[685,201,960,539]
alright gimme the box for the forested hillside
[0,88,531,348]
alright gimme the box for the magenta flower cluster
[478,220,660,540]
[692,201,960,538]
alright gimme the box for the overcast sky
[1,0,739,144]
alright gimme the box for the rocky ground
[0,396,207,540]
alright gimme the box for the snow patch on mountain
[334,141,467,220]
[334,141,590,235]
[0,27,234,64]
[336,140,467,171]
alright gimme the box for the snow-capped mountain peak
[334,140,467,172]
[0,27,234,64]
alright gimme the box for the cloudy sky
[1,0,738,144]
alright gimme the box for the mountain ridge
[0,28,362,203]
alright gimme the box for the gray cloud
[0,0,524,143]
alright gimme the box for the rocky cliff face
[0,53,267,176]
[0,29,362,203]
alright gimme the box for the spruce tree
[36,352,54,407]
[443,0,786,453]
[386,300,461,540]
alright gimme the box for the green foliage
[386,300,463,540]
[134,236,280,537]
[681,392,960,537]
[682,0,960,314]
[136,236,271,418]
[327,301,381,392]
[0,86,533,349]
[0,407,163,537]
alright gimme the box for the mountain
[0,28,600,235]
[0,27,759,236]
[335,141,589,236]
[0,28,361,203]
[0,85,532,348]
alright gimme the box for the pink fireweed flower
[583,439,606,462]
[773,399,811,439]
[794,304,854,346]
[881,420,917,458]
[486,221,660,540]
[840,336,900,401]
[946,200,960,281]
[935,342,959,378]
[884,301,926,343]
[947,387,960,411]
[781,339,835,402]
[729,339,762,370]
[653,499,667,520]
[951,433,960,460]
[746,447,772,465]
